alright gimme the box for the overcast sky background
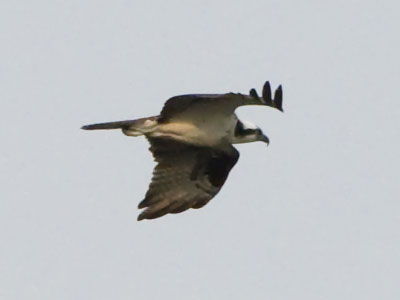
[1,0,399,299]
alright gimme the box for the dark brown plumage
[137,138,239,220]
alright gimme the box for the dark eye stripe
[234,121,255,137]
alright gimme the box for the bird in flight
[82,81,283,221]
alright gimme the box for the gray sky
[1,0,399,299]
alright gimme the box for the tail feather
[81,119,138,130]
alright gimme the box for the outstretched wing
[137,137,240,221]
[159,81,283,123]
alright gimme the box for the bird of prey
[82,81,283,221]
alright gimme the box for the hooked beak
[261,134,270,145]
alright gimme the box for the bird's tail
[81,119,138,130]
[81,116,159,136]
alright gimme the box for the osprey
[82,81,283,221]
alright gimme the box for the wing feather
[159,81,283,122]
[137,137,239,221]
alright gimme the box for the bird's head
[232,120,269,145]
